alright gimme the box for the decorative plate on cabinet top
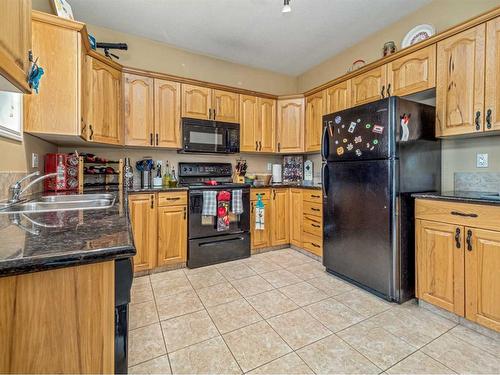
[401,24,435,48]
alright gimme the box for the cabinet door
[0,0,31,92]
[324,81,351,115]
[157,206,187,266]
[289,189,303,247]
[387,44,436,97]
[84,57,122,145]
[277,98,304,153]
[258,97,276,153]
[240,95,258,152]
[181,84,211,120]
[305,92,324,152]
[351,66,386,107]
[124,73,154,146]
[436,24,485,136]
[485,17,500,132]
[214,89,239,123]
[416,220,465,316]
[251,199,271,250]
[24,20,80,135]
[155,79,181,148]
[128,194,157,272]
[271,189,290,246]
[465,228,500,332]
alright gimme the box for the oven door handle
[199,236,246,247]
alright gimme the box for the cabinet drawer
[302,233,322,256]
[303,215,322,237]
[303,190,322,203]
[251,188,271,201]
[158,191,187,206]
[303,201,322,217]
[415,199,500,231]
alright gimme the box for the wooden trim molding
[32,10,85,31]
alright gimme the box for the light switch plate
[31,153,39,169]
[477,153,488,168]
[267,163,272,171]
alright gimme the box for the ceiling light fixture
[282,0,291,13]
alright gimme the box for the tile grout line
[151,277,174,375]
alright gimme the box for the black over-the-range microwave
[180,118,240,154]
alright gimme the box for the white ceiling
[69,0,431,76]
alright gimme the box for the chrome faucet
[9,171,58,203]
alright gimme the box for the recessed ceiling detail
[69,0,431,76]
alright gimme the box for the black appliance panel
[181,118,239,154]
[188,232,250,268]
[114,258,133,374]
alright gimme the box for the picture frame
[0,92,23,142]
[50,0,74,20]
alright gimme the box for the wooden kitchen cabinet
[240,95,276,153]
[82,55,123,145]
[155,79,182,148]
[271,188,290,246]
[276,97,305,153]
[24,14,82,136]
[465,228,500,332]
[485,17,500,132]
[324,80,351,115]
[214,89,239,123]
[181,84,212,120]
[258,97,276,152]
[128,194,157,272]
[250,194,271,250]
[386,44,436,97]
[436,24,486,136]
[124,73,154,146]
[157,205,187,266]
[289,188,303,247]
[305,92,324,152]
[416,219,465,316]
[0,0,31,92]
[350,65,386,107]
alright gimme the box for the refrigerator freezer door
[323,98,392,162]
[323,159,395,299]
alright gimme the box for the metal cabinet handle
[156,133,159,146]
[89,124,94,140]
[466,229,473,251]
[386,83,391,97]
[486,109,492,129]
[150,195,154,209]
[165,197,180,201]
[209,109,212,119]
[311,194,320,198]
[311,223,320,228]
[255,141,258,151]
[251,203,254,213]
[213,109,216,119]
[451,211,478,218]
[183,207,187,220]
[311,208,320,211]
[455,228,461,249]
[475,111,481,131]
[259,141,262,151]
[381,85,385,98]
[273,190,276,200]
[277,142,281,152]
[311,243,320,248]
[150,133,153,145]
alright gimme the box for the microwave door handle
[225,129,229,152]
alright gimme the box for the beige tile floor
[128,248,500,374]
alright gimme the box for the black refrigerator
[321,97,441,303]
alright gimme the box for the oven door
[188,188,250,239]
[182,118,239,153]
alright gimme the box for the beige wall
[297,0,500,92]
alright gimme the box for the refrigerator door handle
[321,121,329,160]
[321,163,329,198]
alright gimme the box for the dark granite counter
[251,183,322,190]
[0,190,135,277]
[412,191,500,205]
[127,185,189,193]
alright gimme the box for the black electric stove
[179,163,251,268]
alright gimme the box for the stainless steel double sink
[0,193,116,214]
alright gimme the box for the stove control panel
[179,162,232,177]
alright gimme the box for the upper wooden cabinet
[0,0,31,92]
[350,65,386,107]
[386,44,436,97]
[82,56,122,145]
[305,92,324,152]
[155,79,181,148]
[436,24,486,137]
[214,89,239,123]
[240,95,276,153]
[124,73,154,146]
[324,80,351,115]
[485,17,500,132]
[24,17,81,136]
[128,194,157,272]
[276,97,305,153]
[271,188,290,246]
[181,84,239,122]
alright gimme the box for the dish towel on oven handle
[202,190,217,216]
[232,189,243,215]
[255,194,265,230]
[217,190,231,231]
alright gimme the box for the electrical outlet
[267,163,272,171]
[31,153,39,169]
[477,153,489,168]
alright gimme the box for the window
[0,91,23,141]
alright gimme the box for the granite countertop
[412,191,500,205]
[127,185,189,193]
[0,190,135,277]
[251,183,322,190]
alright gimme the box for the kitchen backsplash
[454,172,500,193]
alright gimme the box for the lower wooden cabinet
[250,196,271,250]
[289,189,303,247]
[416,199,500,332]
[128,192,187,272]
[271,188,290,246]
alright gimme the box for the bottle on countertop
[169,166,178,188]
[56,154,65,189]
[124,157,134,189]
[163,161,171,187]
